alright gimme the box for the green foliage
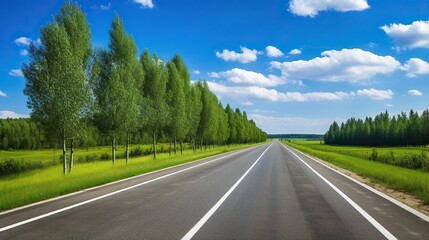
[284,140,429,204]
[325,109,429,147]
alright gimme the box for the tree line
[324,109,429,146]
[19,2,266,174]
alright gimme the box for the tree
[22,1,91,174]
[91,15,141,164]
[166,61,186,154]
[140,50,169,159]
[186,84,202,151]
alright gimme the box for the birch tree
[22,1,91,174]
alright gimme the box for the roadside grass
[0,143,260,212]
[283,140,429,204]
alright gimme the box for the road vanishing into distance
[1,140,428,239]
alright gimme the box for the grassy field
[0,143,262,211]
[283,140,429,204]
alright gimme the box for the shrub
[0,159,44,177]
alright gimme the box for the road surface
[0,140,428,239]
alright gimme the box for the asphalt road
[0,140,428,239]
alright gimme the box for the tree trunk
[62,137,67,175]
[111,136,115,165]
[174,136,177,155]
[126,133,130,163]
[180,141,183,154]
[193,138,196,152]
[169,139,172,156]
[153,131,157,159]
[69,139,74,173]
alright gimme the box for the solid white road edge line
[0,144,264,233]
[181,144,272,240]
[281,144,397,240]
[0,145,262,216]
[287,144,429,223]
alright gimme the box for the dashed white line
[181,144,272,240]
[0,145,263,233]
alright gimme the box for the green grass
[283,140,429,204]
[0,143,260,211]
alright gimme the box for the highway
[0,140,428,239]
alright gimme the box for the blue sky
[1,0,428,134]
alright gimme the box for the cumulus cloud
[19,50,28,56]
[206,81,351,102]
[207,72,221,78]
[289,48,302,55]
[215,46,259,63]
[356,88,393,100]
[381,20,429,49]
[266,46,284,58]
[213,68,285,87]
[9,69,24,77]
[0,110,28,119]
[14,37,33,46]
[133,0,154,8]
[408,90,423,96]
[400,58,429,78]
[192,70,201,75]
[249,114,341,134]
[288,0,370,17]
[0,91,7,97]
[270,48,400,83]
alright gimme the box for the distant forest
[268,134,323,140]
[324,109,429,146]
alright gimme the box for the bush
[0,159,44,177]
[100,152,110,160]
[130,147,144,157]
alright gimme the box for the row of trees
[21,2,266,174]
[324,110,429,146]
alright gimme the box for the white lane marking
[281,144,397,240]
[181,144,272,240]
[287,145,429,223]
[0,145,260,216]
[0,145,264,233]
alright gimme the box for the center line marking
[181,144,272,240]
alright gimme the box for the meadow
[0,143,260,211]
[283,140,429,204]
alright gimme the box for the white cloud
[9,69,24,77]
[206,81,351,102]
[400,58,429,78]
[408,90,423,96]
[0,110,28,119]
[92,2,112,10]
[192,70,201,75]
[249,114,340,134]
[289,48,302,55]
[0,91,7,97]
[266,46,284,58]
[381,20,429,49]
[14,37,33,46]
[356,88,393,100]
[19,50,28,56]
[133,0,154,8]
[214,68,285,87]
[241,101,254,106]
[386,104,394,108]
[215,46,259,63]
[288,0,370,17]
[207,72,221,78]
[270,48,400,83]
